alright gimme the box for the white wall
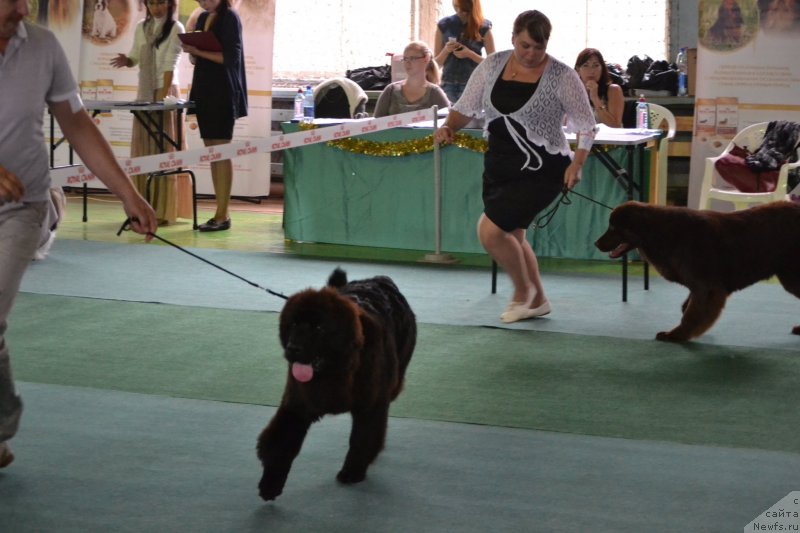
[272,0,411,80]
[271,0,672,84]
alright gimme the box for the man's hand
[0,166,25,203]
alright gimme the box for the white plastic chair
[698,122,800,210]
[646,103,676,205]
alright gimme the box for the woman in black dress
[434,10,596,324]
[181,0,247,232]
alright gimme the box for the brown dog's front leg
[257,407,312,501]
[656,289,727,342]
[337,404,389,484]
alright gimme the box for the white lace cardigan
[452,50,597,159]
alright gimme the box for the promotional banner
[688,0,800,208]
[73,0,275,197]
[29,0,85,168]
[76,0,140,160]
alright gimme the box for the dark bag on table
[345,65,391,91]
[639,59,678,95]
[626,55,653,89]
[606,63,629,96]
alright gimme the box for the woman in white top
[374,41,449,118]
[434,10,596,324]
[110,0,190,226]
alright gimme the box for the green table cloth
[281,123,647,260]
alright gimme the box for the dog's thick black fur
[257,268,416,501]
[595,201,800,342]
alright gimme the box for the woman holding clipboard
[181,0,247,232]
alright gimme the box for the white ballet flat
[500,300,551,324]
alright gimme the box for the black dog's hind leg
[257,407,312,501]
[337,403,389,484]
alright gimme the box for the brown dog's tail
[328,268,348,289]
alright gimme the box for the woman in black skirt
[182,0,247,232]
[434,10,596,323]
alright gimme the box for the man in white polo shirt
[0,0,158,467]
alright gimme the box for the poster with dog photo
[73,0,275,197]
[176,0,275,197]
[75,0,150,164]
[687,0,800,209]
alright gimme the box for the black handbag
[345,65,391,91]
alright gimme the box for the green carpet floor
[59,193,643,272]
[12,293,799,454]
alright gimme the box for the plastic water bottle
[676,47,688,97]
[303,85,314,124]
[293,88,304,120]
[636,95,649,129]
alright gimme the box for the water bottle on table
[303,85,315,124]
[636,95,649,129]
[293,88,304,120]
[676,47,688,97]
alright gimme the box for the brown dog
[257,268,416,501]
[595,201,800,342]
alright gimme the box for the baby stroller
[313,77,368,119]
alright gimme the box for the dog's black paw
[336,467,366,485]
[792,325,800,335]
[258,474,285,501]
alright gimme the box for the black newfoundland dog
[257,268,416,501]
[595,201,800,342]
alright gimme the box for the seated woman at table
[374,41,450,118]
[574,48,623,128]
[110,0,191,226]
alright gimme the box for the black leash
[531,187,615,229]
[567,189,616,211]
[117,218,289,300]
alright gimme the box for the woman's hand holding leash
[434,124,455,145]
[563,161,582,190]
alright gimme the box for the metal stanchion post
[422,106,457,264]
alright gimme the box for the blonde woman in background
[110,0,191,226]
[374,41,450,117]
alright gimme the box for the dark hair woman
[433,10,596,324]
[182,0,248,232]
[574,48,624,128]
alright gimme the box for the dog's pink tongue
[291,362,314,383]
[609,244,627,259]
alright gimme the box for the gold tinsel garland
[327,133,487,156]
[296,122,487,156]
